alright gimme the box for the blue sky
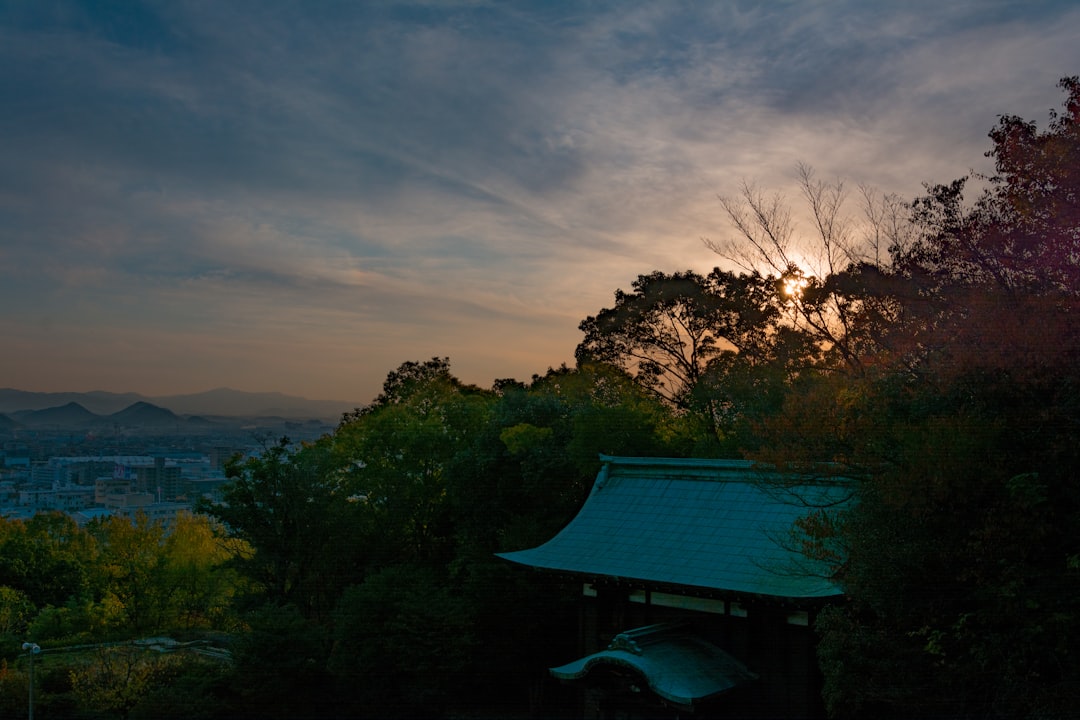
[1,1,1077,403]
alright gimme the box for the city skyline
[2,1,1077,404]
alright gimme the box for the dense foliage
[0,511,241,718]
[752,77,1080,718]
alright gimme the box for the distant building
[107,491,156,509]
[54,486,95,511]
[114,457,182,500]
[183,476,231,503]
[71,506,115,526]
[209,445,243,471]
[73,502,193,529]
[0,453,30,470]
[1,450,221,530]
[17,488,56,511]
[95,476,133,505]
[22,456,170,489]
[31,456,119,486]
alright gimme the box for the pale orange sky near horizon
[2,1,1077,404]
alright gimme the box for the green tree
[332,358,495,567]
[329,565,475,718]
[159,512,242,630]
[129,654,231,720]
[197,439,358,621]
[0,586,35,639]
[339,356,464,421]
[0,658,27,719]
[90,512,169,634]
[0,512,96,609]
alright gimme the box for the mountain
[0,414,19,431]
[109,402,182,427]
[0,389,144,415]
[14,402,99,427]
[0,387,360,419]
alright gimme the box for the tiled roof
[550,622,757,709]
[497,455,849,599]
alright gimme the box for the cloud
[1,0,1078,399]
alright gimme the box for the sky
[2,1,1077,404]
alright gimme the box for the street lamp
[21,642,40,720]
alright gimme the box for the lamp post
[21,642,40,720]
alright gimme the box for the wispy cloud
[1,0,1076,399]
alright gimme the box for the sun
[782,274,809,298]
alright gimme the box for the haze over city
[2,1,1077,404]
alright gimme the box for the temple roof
[497,455,849,599]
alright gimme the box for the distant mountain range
[7,401,182,429]
[0,388,362,420]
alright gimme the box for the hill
[0,387,359,419]
[14,402,99,427]
[109,402,182,427]
[0,389,143,415]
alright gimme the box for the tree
[340,356,467,421]
[577,270,725,408]
[902,77,1080,296]
[708,164,926,375]
[128,654,231,720]
[759,77,1080,718]
[89,513,168,634]
[159,512,241,629]
[0,512,96,610]
[196,438,358,621]
[70,646,177,720]
[576,269,797,443]
[329,565,476,717]
[0,658,27,719]
[333,359,495,567]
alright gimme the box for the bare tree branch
[708,181,794,274]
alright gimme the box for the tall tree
[90,513,168,634]
[761,77,1080,719]
[159,513,242,629]
[196,439,358,621]
[577,270,725,408]
[333,359,494,567]
[576,268,796,443]
[0,512,96,610]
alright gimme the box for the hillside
[13,402,99,427]
[0,389,143,415]
[109,402,182,427]
[0,387,359,419]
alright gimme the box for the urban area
[0,394,337,528]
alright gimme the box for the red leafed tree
[757,77,1080,719]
